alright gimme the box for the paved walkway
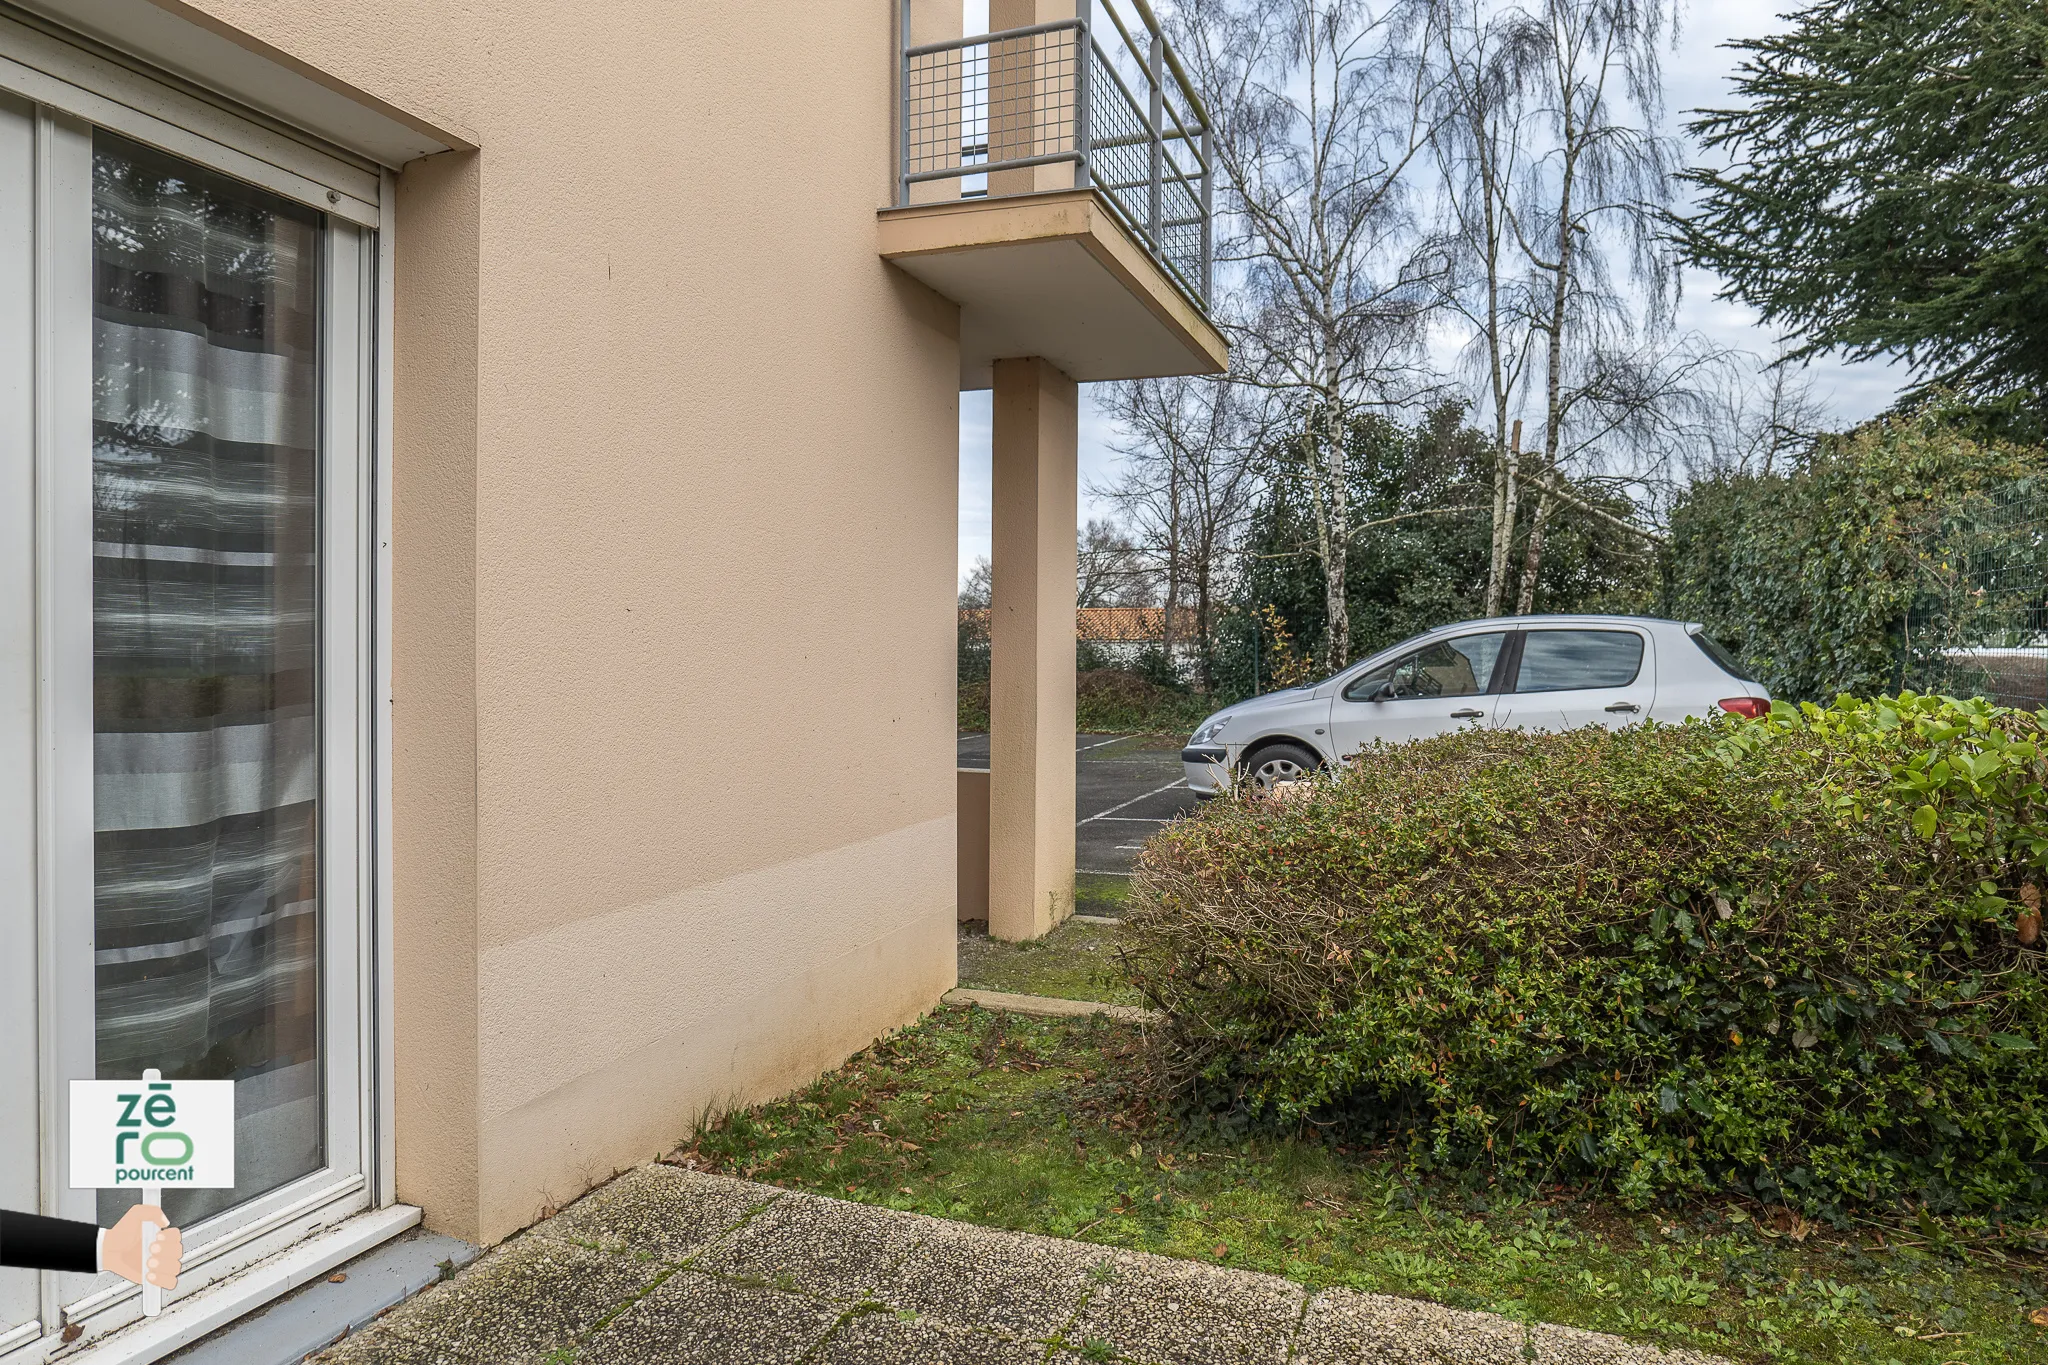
[316,1166,1726,1365]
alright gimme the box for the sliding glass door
[90,130,330,1229]
[1,91,378,1355]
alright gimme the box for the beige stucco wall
[177,0,964,1243]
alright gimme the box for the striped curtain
[91,132,324,1226]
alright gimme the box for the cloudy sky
[955,0,1910,584]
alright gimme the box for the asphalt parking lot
[955,732,1201,875]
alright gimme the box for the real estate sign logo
[69,1068,235,1190]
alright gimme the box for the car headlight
[1190,715,1232,745]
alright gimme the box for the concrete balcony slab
[877,189,1227,389]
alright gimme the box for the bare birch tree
[1425,0,1546,615]
[1689,346,1827,479]
[1173,0,1445,666]
[1099,375,1263,692]
[1505,0,1680,613]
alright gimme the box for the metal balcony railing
[898,0,1214,309]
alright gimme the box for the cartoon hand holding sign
[63,1068,234,1315]
[101,1204,183,1288]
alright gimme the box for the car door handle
[1450,708,1486,719]
[1604,702,1641,713]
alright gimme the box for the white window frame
[0,6,378,224]
[0,21,402,1360]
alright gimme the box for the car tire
[1242,741,1320,794]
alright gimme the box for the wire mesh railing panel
[905,29,1082,184]
[1085,50,1149,221]
[901,8,1213,310]
[1156,166,1204,292]
[990,30,1080,167]
[904,43,981,181]
[1083,48,1206,301]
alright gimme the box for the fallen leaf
[1213,1244,1229,1258]
[2028,1306,2048,1327]
[327,1273,348,1284]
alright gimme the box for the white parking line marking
[1078,868,1133,877]
[1090,815,1170,823]
[1114,844,1146,850]
[1078,735,1131,751]
[1079,778,1188,825]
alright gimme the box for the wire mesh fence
[1913,477,2048,707]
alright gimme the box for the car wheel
[1243,742,1320,794]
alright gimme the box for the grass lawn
[956,913,1144,1007]
[1074,871,1133,918]
[681,1006,2048,1364]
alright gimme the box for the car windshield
[1294,633,1464,696]
[1344,633,1507,700]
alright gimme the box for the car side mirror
[1371,682,1395,702]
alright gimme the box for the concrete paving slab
[1069,1251,1305,1365]
[867,1220,1112,1342]
[812,1313,1069,1365]
[690,1189,934,1301]
[1527,1320,1729,1365]
[1293,1288,1532,1364]
[529,1162,777,1262]
[349,1236,663,1365]
[1292,1288,1726,1364]
[576,1270,842,1365]
[314,1168,1733,1365]
[944,986,1161,1022]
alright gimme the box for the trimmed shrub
[1119,697,2048,1213]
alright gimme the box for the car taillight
[1718,697,1768,719]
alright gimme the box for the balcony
[878,0,1227,388]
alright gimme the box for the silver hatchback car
[1182,615,1771,795]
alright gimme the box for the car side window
[1343,632,1506,701]
[1514,630,1644,692]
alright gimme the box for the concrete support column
[988,357,1078,941]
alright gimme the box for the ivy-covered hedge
[1665,405,2048,701]
[1119,698,2048,1213]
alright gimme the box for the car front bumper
[1181,745,1229,797]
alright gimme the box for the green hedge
[1665,404,2048,701]
[958,668,1214,735]
[1119,697,2048,1213]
